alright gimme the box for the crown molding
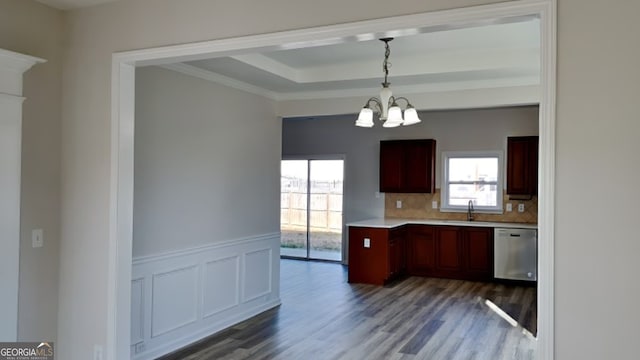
[159,63,280,100]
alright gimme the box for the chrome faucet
[467,200,475,221]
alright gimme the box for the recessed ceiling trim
[163,61,539,102]
[277,76,541,100]
[229,54,301,82]
[36,0,118,10]
[159,63,280,100]
[297,48,540,83]
[190,47,539,89]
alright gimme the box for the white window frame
[440,151,504,213]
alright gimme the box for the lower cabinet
[349,224,494,285]
[463,227,494,281]
[432,225,493,281]
[406,225,435,276]
[434,226,465,278]
[348,226,406,285]
[388,227,406,279]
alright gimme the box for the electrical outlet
[518,203,525,212]
[32,229,43,248]
[93,345,103,360]
[396,200,402,209]
[363,238,371,248]
[506,203,513,212]
[432,200,438,209]
[375,191,380,199]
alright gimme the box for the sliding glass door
[280,158,344,261]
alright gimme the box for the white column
[0,48,45,341]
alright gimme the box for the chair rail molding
[0,48,45,341]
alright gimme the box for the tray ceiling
[177,18,541,101]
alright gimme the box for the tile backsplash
[385,190,537,224]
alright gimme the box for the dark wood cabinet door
[390,227,407,275]
[464,227,494,281]
[434,226,463,276]
[388,237,400,278]
[379,141,404,192]
[379,139,436,193]
[406,225,435,276]
[404,140,436,193]
[507,136,539,196]
[528,138,539,195]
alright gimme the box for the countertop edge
[346,218,537,230]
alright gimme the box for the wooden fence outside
[280,177,343,232]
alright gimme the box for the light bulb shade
[355,107,374,127]
[402,107,421,126]
[383,105,403,127]
[379,86,392,120]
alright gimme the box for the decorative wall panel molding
[130,233,281,359]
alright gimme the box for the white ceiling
[35,0,541,104]
[174,19,540,101]
[37,0,119,10]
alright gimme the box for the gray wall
[282,106,539,245]
[133,66,280,257]
[0,0,62,342]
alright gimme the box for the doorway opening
[280,159,344,262]
[110,3,556,359]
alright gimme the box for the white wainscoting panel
[151,265,199,338]
[203,255,240,318]
[243,249,272,302]
[130,233,280,360]
[130,278,145,345]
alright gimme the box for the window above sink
[441,151,504,214]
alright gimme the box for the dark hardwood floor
[159,259,537,360]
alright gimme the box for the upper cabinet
[379,139,436,193]
[506,136,539,197]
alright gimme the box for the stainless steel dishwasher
[494,228,537,281]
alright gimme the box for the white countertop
[347,218,537,230]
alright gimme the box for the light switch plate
[32,229,43,248]
[518,203,525,212]
[364,238,371,248]
[506,203,513,212]
[432,201,438,209]
[396,200,402,209]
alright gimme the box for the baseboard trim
[133,299,281,360]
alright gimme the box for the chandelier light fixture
[355,38,422,128]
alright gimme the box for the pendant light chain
[382,38,391,87]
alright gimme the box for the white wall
[282,106,538,229]
[134,66,280,257]
[555,1,640,358]
[0,0,62,342]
